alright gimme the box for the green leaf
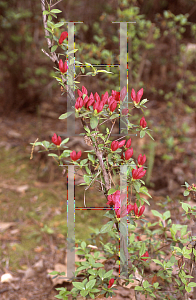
[81,241,86,249]
[139,242,146,256]
[108,188,116,195]
[61,138,69,145]
[48,153,58,158]
[84,126,90,133]
[86,279,96,290]
[59,111,74,119]
[152,259,163,266]
[43,10,50,15]
[103,270,113,279]
[188,282,196,287]
[110,114,119,120]
[139,186,152,198]
[140,130,146,138]
[49,271,59,275]
[184,190,190,196]
[100,221,114,234]
[67,49,78,55]
[90,116,98,129]
[145,130,154,140]
[143,280,150,288]
[83,174,91,184]
[51,45,58,52]
[50,9,62,13]
[151,210,163,219]
[53,22,64,28]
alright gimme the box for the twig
[51,0,63,8]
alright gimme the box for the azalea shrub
[31,3,196,300]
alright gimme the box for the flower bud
[125,148,133,160]
[59,31,68,44]
[125,138,132,148]
[111,141,119,151]
[109,101,117,112]
[118,140,126,148]
[141,251,149,261]
[140,117,147,128]
[70,150,82,161]
[59,59,68,74]
[52,133,61,146]
[138,205,145,216]
[138,154,146,166]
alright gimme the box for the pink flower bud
[112,90,120,102]
[138,154,146,166]
[70,150,82,161]
[125,138,132,148]
[125,148,133,160]
[52,133,62,146]
[82,86,88,96]
[131,88,143,104]
[118,140,126,148]
[101,91,109,105]
[140,117,147,128]
[59,31,68,44]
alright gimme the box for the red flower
[108,278,114,288]
[131,88,143,104]
[122,108,129,115]
[138,154,146,166]
[138,205,145,216]
[52,133,61,146]
[77,86,88,97]
[75,97,83,110]
[125,148,133,160]
[115,203,134,218]
[132,166,146,180]
[93,101,104,113]
[59,59,68,74]
[59,31,68,44]
[111,141,119,151]
[118,140,126,148]
[101,91,109,105]
[140,117,147,128]
[109,101,117,112]
[125,138,132,148]
[70,150,82,161]
[141,251,149,261]
[112,90,120,102]
[134,204,145,217]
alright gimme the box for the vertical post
[67,165,75,278]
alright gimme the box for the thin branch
[51,0,63,8]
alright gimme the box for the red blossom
[111,141,119,151]
[125,138,132,148]
[118,140,126,148]
[140,117,147,128]
[125,148,133,160]
[132,166,146,180]
[109,100,117,112]
[52,133,61,146]
[131,88,143,104]
[108,278,114,288]
[70,150,82,161]
[138,154,146,166]
[59,31,68,44]
[59,59,68,74]
[141,251,149,261]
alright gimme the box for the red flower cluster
[132,166,146,180]
[140,117,147,128]
[70,150,82,161]
[107,190,134,218]
[131,88,143,105]
[59,31,68,44]
[59,59,68,74]
[52,133,61,146]
[75,86,128,114]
